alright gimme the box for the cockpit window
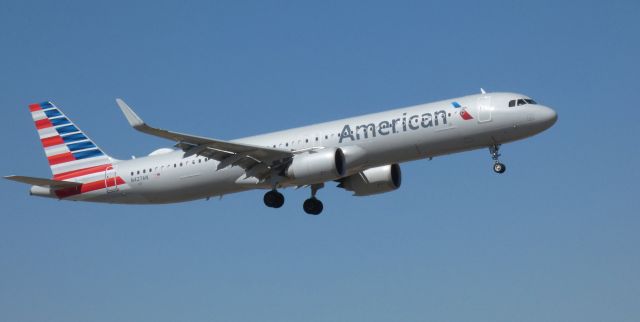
[509,98,538,107]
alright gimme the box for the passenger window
[508,100,515,107]
[131,172,134,176]
[137,170,140,174]
[143,169,146,173]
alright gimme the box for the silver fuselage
[36,92,557,204]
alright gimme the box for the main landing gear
[489,144,506,174]
[303,184,324,215]
[263,189,284,208]
[263,184,325,215]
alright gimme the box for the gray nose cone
[537,105,558,130]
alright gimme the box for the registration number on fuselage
[131,175,149,182]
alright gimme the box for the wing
[116,99,293,179]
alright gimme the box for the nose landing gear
[493,162,506,174]
[489,144,506,174]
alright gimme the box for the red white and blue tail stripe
[29,101,114,181]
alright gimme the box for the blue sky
[1,1,639,321]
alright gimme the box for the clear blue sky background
[1,1,638,321]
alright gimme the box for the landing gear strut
[263,189,284,208]
[489,144,506,174]
[303,184,324,215]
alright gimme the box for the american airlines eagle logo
[452,101,474,120]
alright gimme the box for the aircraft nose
[536,105,558,129]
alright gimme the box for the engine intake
[338,164,401,196]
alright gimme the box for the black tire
[263,191,275,207]
[264,190,285,208]
[303,198,323,215]
[493,162,506,174]
[272,191,284,208]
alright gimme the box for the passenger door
[105,166,119,193]
[477,95,492,123]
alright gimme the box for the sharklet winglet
[115,98,146,128]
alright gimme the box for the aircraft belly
[138,165,250,203]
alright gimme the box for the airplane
[5,91,557,215]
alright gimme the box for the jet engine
[337,164,401,196]
[339,145,369,175]
[285,148,346,184]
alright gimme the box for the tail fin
[29,101,114,180]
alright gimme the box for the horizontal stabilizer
[4,175,82,188]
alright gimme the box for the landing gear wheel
[303,198,323,215]
[489,144,506,174]
[493,162,506,174]
[263,190,284,208]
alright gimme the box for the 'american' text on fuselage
[339,110,448,143]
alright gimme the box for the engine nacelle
[338,164,401,196]
[340,145,368,175]
[285,148,346,184]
